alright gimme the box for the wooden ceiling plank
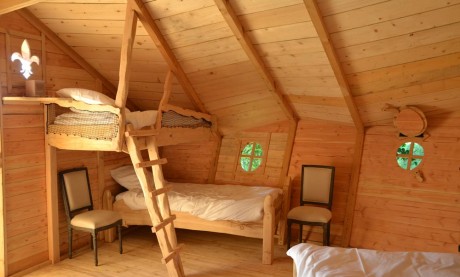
[213,0,296,122]
[0,0,38,15]
[287,95,347,107]
[238,4,311,31]
[129,0,208,113]
[337,21,460,63]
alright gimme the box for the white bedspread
[287,243,460,277]
[116,182,282,222]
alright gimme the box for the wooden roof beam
[17,8,138,111]
[0,0,38,15]
[303,0,364,249]
[115,1,137,109]
[213,0,297,123]
[303,0,363,131]
[129,0,208,114]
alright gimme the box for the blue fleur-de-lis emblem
[11,39,40,79]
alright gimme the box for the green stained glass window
[396,142,424,170]
[240,142,263,172]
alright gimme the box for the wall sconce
[11,39,40,79]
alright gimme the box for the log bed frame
[103,177,292,265]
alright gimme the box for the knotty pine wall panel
[320,0,460,126]
[350,111,460,253]
[0,11,114,274]
[288,119,356,246]
[162,140,219,184]
[2,105,47,275]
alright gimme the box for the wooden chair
[59,167,123,266]
[286,165,335,249]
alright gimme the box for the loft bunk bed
[43,80,217,152]
[3,71,217,276]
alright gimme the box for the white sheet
[126,110,157,129]
[116,182,282,222]
[287,243,460,277]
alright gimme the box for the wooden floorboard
[21,227,293,277]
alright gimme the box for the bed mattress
[287,243,460,277]
[116,183,282,222]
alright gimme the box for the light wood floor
[21,227,293,277]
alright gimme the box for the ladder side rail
[125,124,184,276]
[146,137,177,246]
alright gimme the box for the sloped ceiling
[2,0,460,134]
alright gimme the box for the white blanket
[116,182,282,222]
[287,243,460,277]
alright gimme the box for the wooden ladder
[124,124,185,277]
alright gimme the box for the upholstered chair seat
[71,210,123,229]
[287,206,332,223]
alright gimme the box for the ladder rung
[151,215,177,233]
[125,129,159,137]
[136,158,167,168]
[161,244,184,264]
[150,185,172,197]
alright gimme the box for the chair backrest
[59,167,93,218]
[300,165,335,209]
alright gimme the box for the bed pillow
[110,165,141,191]
[57,88,115,105]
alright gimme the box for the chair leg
[92,232,98,266]
[298,223,303,243]
[287,220,292,250]
[322,222,331,246]
[118,224,123,254]
[68,227,73,259]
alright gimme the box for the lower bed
[104,175,291,265]
[287,243,460,277]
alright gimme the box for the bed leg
[292,262,297,277]
[103,189,116,243]
[262,194,275,265]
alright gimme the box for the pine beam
[0,0,38,15]
[213,0,297,123]
[129,0,208,114]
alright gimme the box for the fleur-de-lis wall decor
[11,39,40,79]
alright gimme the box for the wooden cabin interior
[0,0,459,276]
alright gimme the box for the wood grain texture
[351,112,460,253]
[21,227,292,277]
[288,119,357,246]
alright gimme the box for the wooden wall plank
[351,112,460,253]
[288,119,356,245]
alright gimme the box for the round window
[396,142,424,170]
[240,142,263,172]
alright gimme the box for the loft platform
[3,94,218,153]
